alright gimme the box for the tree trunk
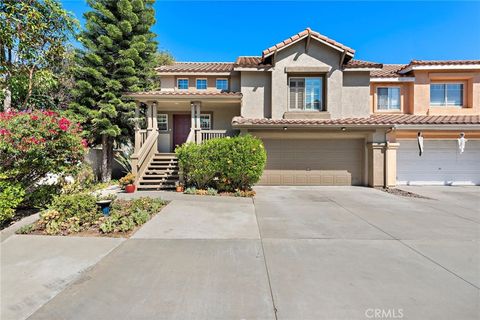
[23,66,35,110]
[101,135,113,182]
[3,88,11,112]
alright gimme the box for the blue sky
[61,1,480,63]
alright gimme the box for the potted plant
[175,181,184,193]
[119,172,136,193]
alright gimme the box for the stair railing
[131,130,159,186]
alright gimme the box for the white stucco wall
[160,76,175,91]
[342,72,371,118]
[240,71,271,118]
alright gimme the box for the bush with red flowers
[0,110,87,223]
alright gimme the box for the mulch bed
[377,187,433,200]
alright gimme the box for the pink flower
[0,128,10,135]
[43,110,57,117]
[30,115,39,121]
[58,117,70,131]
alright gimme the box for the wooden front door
[173,114,191,148]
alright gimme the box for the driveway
[2,187,478,320]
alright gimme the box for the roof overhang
[399,64,480,74]
[370,77,416,82]
[344,68,382,72]
[232,122,393,130]
[156,72,232,76]
[232,67,273,72]
[394,124,480,130]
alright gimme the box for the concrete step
[142,174,179,180]
[137,184,176,191]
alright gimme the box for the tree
[0,0,77,110]
[70,0,158,182]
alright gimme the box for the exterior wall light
[341,127,346,131]
[417,131,424,156]
[283,127,288,131]
[458,132,467,154]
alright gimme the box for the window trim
[216,78,229,91]
[288,76,325,111]
[376,86,401,111]
[430,82,464,107]
[177,78,189,90]
[199,113,211,130]
[196,78,208,91]
[157,113,168,131]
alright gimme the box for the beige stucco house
[128,28,480,190]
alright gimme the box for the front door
[173,114,191,148]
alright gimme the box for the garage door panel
[259,139,363,186]
[397,140,480,185]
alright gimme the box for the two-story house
[128,28,480,190]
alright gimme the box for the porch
[128,92,241,189]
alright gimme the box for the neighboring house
[128,28,480,190]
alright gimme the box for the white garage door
[259,139,364,186]
[397,140,480,185]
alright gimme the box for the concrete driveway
[2,187,479,320]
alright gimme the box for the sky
[60,1,480,64]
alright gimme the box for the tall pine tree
[70,0,157,181]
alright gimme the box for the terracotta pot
[125,184,136,193]
[176,186,184,193]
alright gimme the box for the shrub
[0,181,25,225]
[0,110,87,204]
[176,135,267,191]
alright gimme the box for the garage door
[259,139,364,186]
[397,140,480,185]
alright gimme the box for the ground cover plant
[17,195,166,237]
[176,135,266,193]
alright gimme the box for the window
[177,78,188,90]
[200,114,211,130]
[289,77,323,110]
[430,83,463,106]
[196,79,207,90]
[157,114,168,131]
[216,78,229,91]
[377,87,401,110]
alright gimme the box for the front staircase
[137,153,180,191]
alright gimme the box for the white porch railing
[139,129,148,149]
[196,129,227,144]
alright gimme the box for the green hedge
[176,135,267,191]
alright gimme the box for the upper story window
[200,114,211,130]
[177,78,188,90]
[196,78,207,90]
[157,113,168,131]
[430,83,463,107]
[289,77,323,111]
[377,87,400,110]
[216,78,228,91]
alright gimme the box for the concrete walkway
[2,187,478,320]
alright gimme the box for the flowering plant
[0,110,87,190]
[119,172,136,188]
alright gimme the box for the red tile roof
[126,91,242,97]
[232,114,480,126]
[262,28,355,58]
[156,62,234,73]
[343,59,383,69]
[235,56,270,68]
[371,64,408,78]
